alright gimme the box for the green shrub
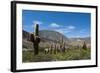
[22,47,91,63]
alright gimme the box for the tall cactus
[30,24,40,55]
[50,44,53,54]
[60,36,63,51]
[60,36,66,53]
[62,42,66,52]
[54,44,57,54]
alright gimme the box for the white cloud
[50,23,60,28]
[67,25,75,29]
[55,29,71,34]
[56,29,64,34]
[22,25,31,30]
[79,29,86,34]
[33,20,42,25]
[54,25,76,35]
[32,20,42,28]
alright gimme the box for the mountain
[23,30,30,40]
[23,30,68,42]
[22,30,68,49]
[22,30,91,49]
[39,30,68,43]
[68,37,91,47]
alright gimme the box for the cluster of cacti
[44,36,66,54]
[30,24,40,55]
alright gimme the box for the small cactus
[82,41,87,50]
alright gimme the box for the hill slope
[22,30,68,49]
[22,30,91,49]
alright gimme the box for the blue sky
[22,10,91,38]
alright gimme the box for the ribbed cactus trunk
[31,24,40,55]
[34,24,38,55]
[35,24,39,36]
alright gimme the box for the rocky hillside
[22,30,91,49]
[22,30,68,49]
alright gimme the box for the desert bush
[32,53,53,62]
[23,51,54,62]
[23,51,34,62]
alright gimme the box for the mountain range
[22,30,91,50]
